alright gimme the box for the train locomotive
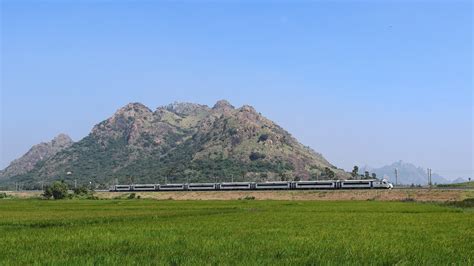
[109,179,393,192]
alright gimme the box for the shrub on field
[87,194,99,200]
[72,186,98,199]
[43,186,53,199]
[0,192,10,199]
[43,181,69,200]
[400,198,416,202]
[73,186,90,195]
[446,198,474,208]
[242,196,256,200]
[128,193,136,199]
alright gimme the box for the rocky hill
[0,134,73,179]
[2,100,348,188]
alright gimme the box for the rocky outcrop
[0,134,73,179]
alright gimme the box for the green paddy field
[0,199,472,265]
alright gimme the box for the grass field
[5,188,474,202]
[0,200,472,265]
[438,181,474,188]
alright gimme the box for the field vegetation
[0,200,472,265]
[438,181,474,188]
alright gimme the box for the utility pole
[427,168,432,187]
[430,168,432,187]
[427,168,429,187]
[395,168,398,187]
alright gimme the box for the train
[109,179,393,192]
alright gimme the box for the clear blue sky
[1,0,472,180]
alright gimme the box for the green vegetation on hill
[0,200,472,265]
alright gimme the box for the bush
[72,186,98,200]
[73,186,91,195]
[446,198,474,208]
[401,198,415,202]
[74,186,95,196]
[258,134,269,142]
[0,192,9,199]
[43,181,69,200]
[228,128,238,136]
[128,193,136,199]
[324,167,335,180]
[249,152,266,161]
[85,194,99,200]
[43,186,53,199]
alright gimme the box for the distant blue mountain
[364,161,450,185]
[451,177,468,184]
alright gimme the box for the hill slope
[0,134,73,180]
[2,100,347,188]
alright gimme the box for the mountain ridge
[1,100,348,188]
[0,134,74,179]
[365,160,450,185]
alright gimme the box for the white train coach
[109,179,393,192]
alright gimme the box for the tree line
[350,166,377,180]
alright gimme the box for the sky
[1,0,472,180]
